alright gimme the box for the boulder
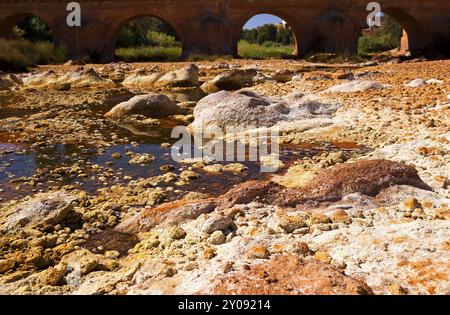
[122,72,162,87]
[201,69,258,93]
[155,64,199,88]
[116,200,216,233]
[322,80,388,93]
[2,191,76,232]
[21,68,115,89]
[191,90,341,131]
[217,159,431,209]
[105,94,181,119]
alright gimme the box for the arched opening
[0,14,52,42]
[12,15,53,42]
[114,16,182,62]
[0,15,65,71]
[238,14,297,59]
[358,12,409,57]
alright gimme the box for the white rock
[191,90,341,131]
[105,94,181,119]
[3,191,76,232]
[22,69,115,89]
[322,80,388,93]
[122,73,162,87]
[406,79,426,88]
[155,64,199,88]
[201,69,258,93]
[426,79,443,85]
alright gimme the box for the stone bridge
[0,0,448,61]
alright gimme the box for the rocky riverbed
[0,58,449,295]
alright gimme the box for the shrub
[358,15,403,56]
[186,54,233,62]
[147,31,179,47]
[116,17,179,48]
[14,16,53,42]
[0,39,66,71]
[238,40,295,59]
[115,46,181,62]
[358,34,399,55]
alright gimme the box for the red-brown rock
[203,255,374,295]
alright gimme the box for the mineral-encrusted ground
[0,58,449,295]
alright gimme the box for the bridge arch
[379,8,425,53]
[108,13,184,61]
[353,6,426,55]
[232,11,302,57]
[0,13,54,42]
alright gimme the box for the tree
[256,24,277,44]
[15,16,52,42]
[116,17,179,48]
[240,23,295,45]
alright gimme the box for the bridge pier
[178,12,234,59]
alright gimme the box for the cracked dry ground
[0,59,449,295]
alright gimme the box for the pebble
[202,214,233,234]
[203,248,217,260]
[169,226,187,240]
[314,251,332,263]
[208,230,226,245]
[179,170,200,181]
[278,215,307,233]
[403,197,421,211]
[247,245,270,259]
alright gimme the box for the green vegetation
[238,23,296,59]
[238,40,295,59]
[358,15,403,56]
[13,16,53,42]
[186,55,232,62]
[115,46,181,62]
[0,39,66,71]
[241,24,295,45]
[116,17,179,48]
[115,17,181,61]
[0,16,65,71]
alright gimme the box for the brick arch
[0,13,56,41]
[379,8,425,53]
[232,11,302,57]
[107,13,185,60]
[350,6,428,55]
[0,0,447,61]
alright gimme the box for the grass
[0,39,66,71]
[358,34,400,57]
[186,54,233,62]
[238,40,295,59]
[115,46,181,62]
